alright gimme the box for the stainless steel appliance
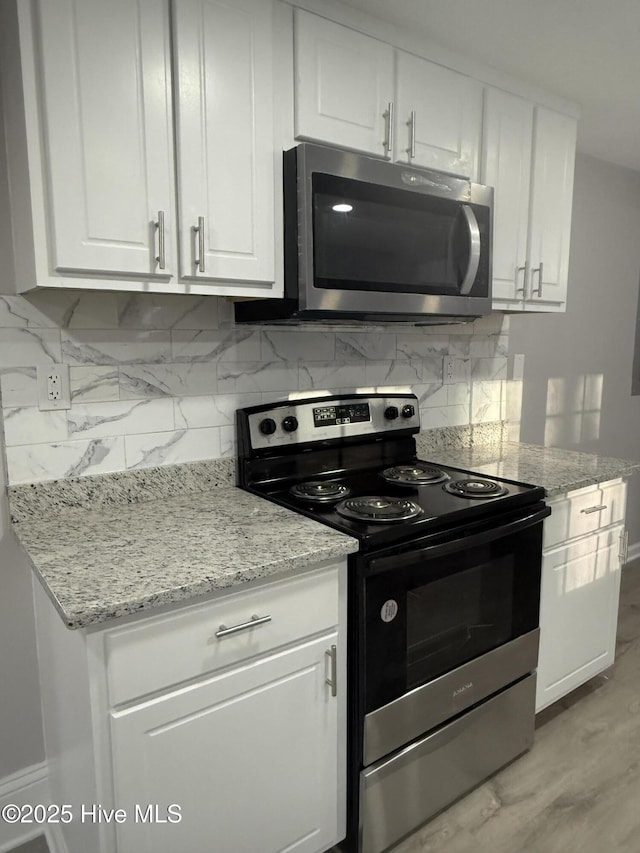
[234,144,493,325]
[236,393,549,853]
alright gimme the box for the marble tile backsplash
[0,291,509,484]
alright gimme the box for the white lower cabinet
[536,480,627,712]
[34,560,347,853]
[111,633,339,853]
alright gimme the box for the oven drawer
[363,628,539,766]
[360,673,536,853]
[104,564,340,705]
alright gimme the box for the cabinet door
[36,0,175,278]
[293,10,394,158]
[525,106,577,311]
[482,88,533,307]
[395,52,482,179]
[536,526,623,712]
[173,0,275,286]
[110,633,342,853]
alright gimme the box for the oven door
[362,503,549,766]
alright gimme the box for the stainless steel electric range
[236,393,550,853]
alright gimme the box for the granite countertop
[11,466,357,630]
[9,429,640,631]
[416,435,640,497]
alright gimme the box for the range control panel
[243,394,419,451]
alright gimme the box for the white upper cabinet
[483,88,577,312]
[294,10,394,158]
[293,10,482,178]
[527,106,577,310]
[173,0,276,288]
[0,0,277,295]
[27,0,176,280]
[394,52,482,178]
[482,88,534,305]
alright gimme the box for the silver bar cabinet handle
[515,263,527,296]
[407,110,416,159]
[580,504,607,515]
[384,101,394,154]
[531,261,544,297]
[155,210,166,270]
[215,613,271,639]
[195,216,205,273]
[325,644,337,697]
[619,530,629,564]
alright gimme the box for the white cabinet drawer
[543,479,626,550]
[104,564,340,706]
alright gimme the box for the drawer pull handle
[215,614,271,639]
[325,644,337,697]
[580,504,608,515]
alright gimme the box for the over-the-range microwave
[235,143,493,325]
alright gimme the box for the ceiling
[338,0,640,173]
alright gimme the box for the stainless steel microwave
[235,143,493,325]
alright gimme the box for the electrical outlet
[443,356,454,384]
[443,356,470,385]
[37,364,71,411]
[512,353,525,381]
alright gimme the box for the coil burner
[289,480,351,504]
[443,478,509,499]
[381,463,448,486]
[336,496,422,523]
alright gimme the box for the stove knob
[259,417,277,436]
[402,404,415,419]
[385,406,399,420]
[282,415,298,433]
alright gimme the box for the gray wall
[0,428,44,777]
[509,152,640,546]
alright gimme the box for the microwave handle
[368,505,551,575]
[459,204,481,295]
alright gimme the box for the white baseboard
[0,761,51,853]
[626,540,640,565]
[46,822,70,853]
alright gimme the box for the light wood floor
[392,563,640,853]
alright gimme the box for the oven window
[363,518,542,713]
[406,556,513,690]
[311,172,490,298]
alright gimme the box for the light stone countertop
[416,436,640,497]
[12,484,358,630]
[9,429,640,631]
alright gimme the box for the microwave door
[459,205,481,295]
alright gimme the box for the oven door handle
[369,505,551,575]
